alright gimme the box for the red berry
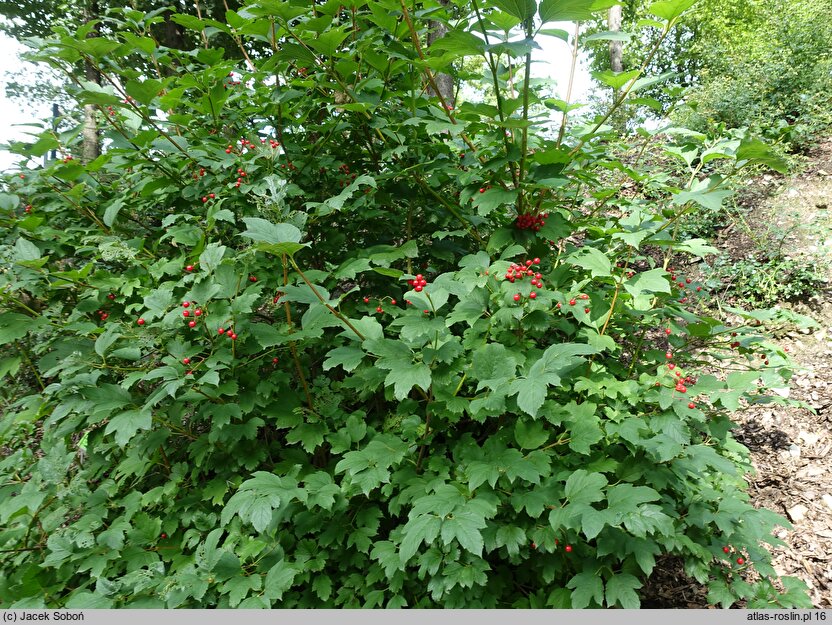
[736,557,745,565]
[230,333,237,340]
[137,318,145,326]
[479,187,485,193]
[363,296,370,303]
[723,546,731,554]
[531,542,536,549]
[584,307,590,313]
[183,301,190,308]
[513,294,521,302]
[218,327,225,334]
[250,276,257,282]
[272,357,279,364]
[376,306,383,313]
[688,402,695,409]
[185,265,194,272]
[391,299,397,305]
[183,311,190,317]
[665,351,673,360]
[107,293,115,300]
[533,257,540,265]
[195,309,202,316]
[569,298,576,306]
[414,285,423,292]
[209,193,215,199]
[565,545,573,553]
[160,533,167,539]
[182,357,190,364]
[529,292,537,299]
[665,328,672,335]
[188,321,196,328]
[202,196,208,203]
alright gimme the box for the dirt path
[728,141,832,608]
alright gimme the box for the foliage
[584,0,832,150]
[0,0,814,609]
[708,254,826,309]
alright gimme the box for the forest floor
[643,140,832,608]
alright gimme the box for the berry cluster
[224,72,242,88]
[515,212,548,232]
[503,258,542,284]
[668,267,705,304]
[217,326,238,340]
[182,301,204,328]
[337,163,358,188]
[408,274,429,293]
[722,545,747,566]
[662,346,697,406]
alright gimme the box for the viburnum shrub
[0,0,814,609]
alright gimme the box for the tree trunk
[608,5,623,73]
[427,0,454,106]
[82,0,100,163]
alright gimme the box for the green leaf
[624,268,671,298]
[198,242,227,273]
[102,198,124,227]
[312,575,332,601]
[14,237,41,261]
[429,31,485,57]
[240,218,307,256]
[440,509,486,556]
[399,514,442,564]
[495,525,526,556]
[736,138,789,174]
[605,573,641,608]
[540,0,597,22]
[64,592,114,609]
[104,409,152,446]
[471,187,518,216]
[323,345,365,372]
[647,0,698,21]
[567,247,612,277]
[0,192,19,210]
[309,26,350,56]
[125,78,162,105]
[263,560,298,602]
[493,0,538,21]
[514,419,549,449]
[593,69,640,90]
[564,469,607,505]
[94,326,121,357]
[385,363,432,401]
[110,347,142,361]
[672,189,732,211]
[472,343,516,390]
[567,571,604,608]
[584,30,632,42]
